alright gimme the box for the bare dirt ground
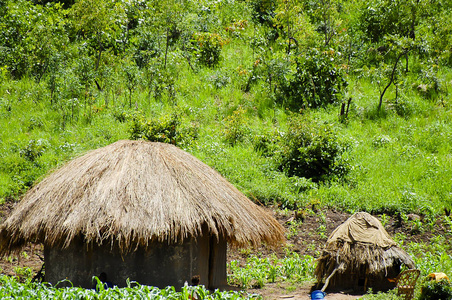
[0,202,446,299]
[247,281,363,300]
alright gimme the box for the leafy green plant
[409,218,424,234]
[252,128,281,157]
[122,61,141,108]
[277,115,350,182]
[19,139,47,162]
[133,30,161,69]
[192,32,228,68]
[228,253,314,288]
[302,0,341,47]
[249,0,276,27]
[0,0,68,79]
[0,274,260,299]
[129,112,197,146]
[206,70,231,89]
[318,224,328,240]
[420,280,452,300]
[278,48,348,110]
[379,214,389,227]
[285,220,302,239]
[393,97,415,119]
[13,267,33,282]
[361,288,402,299]
[223,106,249,146]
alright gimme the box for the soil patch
[248,281,362,300]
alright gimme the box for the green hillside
[1,0,451,215]
[1,0,452,297]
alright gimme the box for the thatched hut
[0,140,285,289]
[315,212,414,292]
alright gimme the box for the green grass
[1,69,452,214]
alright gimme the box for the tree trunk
[164,27,169,69]
[95,32,103,91]
[379,50,407,111]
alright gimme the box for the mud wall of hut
[44,232,227,290]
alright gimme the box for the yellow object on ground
[427,273,450,282]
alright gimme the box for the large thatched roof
[315,212,414,280]
[0,140,285,255]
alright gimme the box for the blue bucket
[310,290,326,299]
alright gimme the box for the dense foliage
[277,115,349,182]
[278,48,348,109]
[419,280,452,300]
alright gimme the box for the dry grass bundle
[0,140,285,255]
[315,212,415,284]
[315,241,415,281]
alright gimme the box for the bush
[358,0,410,44]
[223,106,250,146]
[420,280,452,300]
[277,115,350,182]
[393,98,415,119]
[249,0,276,27]
[278,48,347,110]
[19,139,47,162]
[133,31,160,68]
[253,129,281,157]
[129,112,198,146]
[191,32,228,68]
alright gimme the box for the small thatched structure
[0,140,284,289]
[315,212,414,292]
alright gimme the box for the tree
[69,0,126,90]
[377,37,412,111]
[303,0,342,47]
[122,61,141,109]
[0,0,68,79]
[277,48,348,110]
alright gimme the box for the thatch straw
[0,140,285,255]
[315,212,415,282]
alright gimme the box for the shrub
[277,115,350,182]
[420,280,452,300]
[278,48,347,110]
[206,70,231,89]
[19,139,47,162]
[129,112,198,146]
[191,32,228,68]
[223,106,250,145]
[249,0,276,27]
[393,98,414,119]
[358,0,410,44]
[133,31,160,68]
[253,129,281,157]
